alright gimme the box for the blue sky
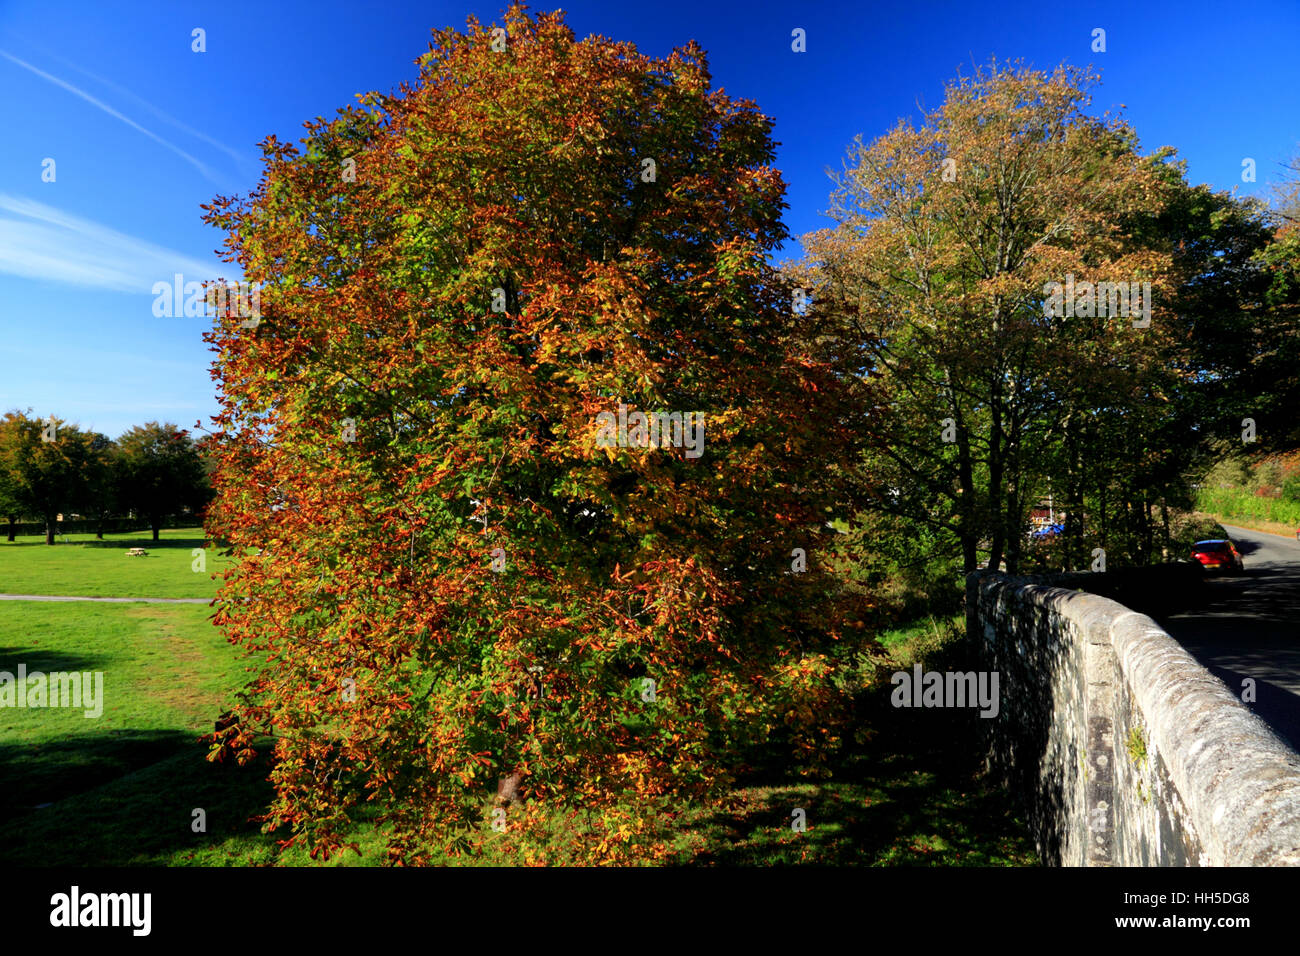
[1,0,1297,438]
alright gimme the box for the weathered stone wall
[969,571,1300,866]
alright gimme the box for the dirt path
[0,593,209,604]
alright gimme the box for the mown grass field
[0,533,1037,866]
[0,528,234,598]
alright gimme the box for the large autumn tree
[796,63,1191,575]
[202,6,861,863]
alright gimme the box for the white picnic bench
[125,548,148,557]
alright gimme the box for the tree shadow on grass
[0,645,276,865]
[680,635,1039,867]
[2,535,215,551]
[76,537,215,551]
[0,645,105,674]
[0,732,276,866]
[0,643,126,825]
[684,703,1037,866]
[0,729,199,827]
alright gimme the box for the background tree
[0,410,29,541]
[1,412,98,545]
[1182,148,1300,529]
[116,422,209,541]
[1248,150,1300,451]
[1074,159,1275,566]
[798,62,1186,576]
[201,5,862,863]
[82,433,120,540]
[1268,152,1300,229]
[188,432,218,520]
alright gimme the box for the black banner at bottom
[6,865,1296,943]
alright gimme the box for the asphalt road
[1158,524,1300,752]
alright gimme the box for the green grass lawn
[0,527,234,598]
[1196,487,1300,531]
[0,599,250,858]
[0,538,1036,866]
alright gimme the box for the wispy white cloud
[0,49,221,183]
[0,193,235,294]
[0,35,248,170]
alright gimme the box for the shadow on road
[1157,526,1300,752]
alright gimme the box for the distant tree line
[0,411,213,545]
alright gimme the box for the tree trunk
[1160,498,1170,561]
[1099,483,1108,556]
[45,518,55,546]
[987,463,1005,572]
[1141,498,1154,565]
[495,768,525,807]
[961,532,977,576]
[1005,481,1022,575]
[953,403,979,574]
[985,365,1005,572]
[1062,410,1081,570]
[151,519,161,542]
[5,516,14,542]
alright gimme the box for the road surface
[1158,524,1300,751]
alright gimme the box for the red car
[1191,539,1244,574]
